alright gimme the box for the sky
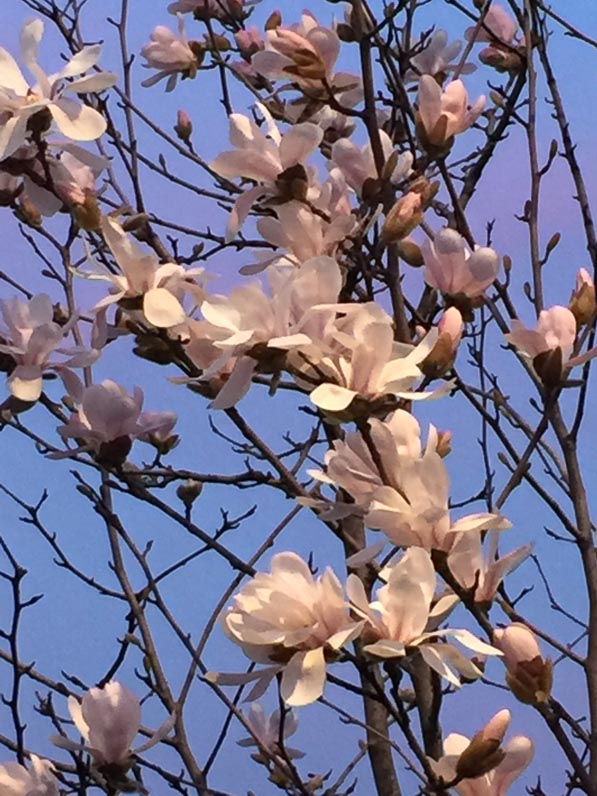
[1,1,597,794]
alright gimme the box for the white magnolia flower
[238,704,304,762]
[0,755,59,796]
[81,216,206,328]
[141,16,198,92]
[306,304,445,413]
[348,548,501,686]
[53,681,174,767]
[221,552,363,706]
[0,18,116,160]
[0,293,97,401]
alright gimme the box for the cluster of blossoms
[0,19,115,226]
[0,2,589,793]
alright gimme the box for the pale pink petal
[143,287,186,328]
[50,98,107,140]
[281,648,327,706]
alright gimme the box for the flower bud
[420,308,463,378]
[382,192,424,243]
[455,709,510,780]
[494,623,553,704]
[396,238,424,267]
[569,267,596,327]
[177,478,203,509]
[174,109,193,143]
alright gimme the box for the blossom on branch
[141,16,199,92]
[221,552,363,706]
[251,12,362,121]
[210,105,323,239]
[0,755,59,796]
[53,681,174,784]
[448,530,532,604]
[0,18,115,160]
[0,293,97,402]
[55,379,177,465]
[82,216,205,328]
[168,0,245,20]
[505,305,597,386]
[432,709,534,794]
[404,30,475,83]
[416,77,484,151]
[238,704,304,763]
[347,548,501,686]
[306,305,446,416]
[422,228,500,299]
[330,129,413,198]
[493,623,553,704]
[310,410,509,551]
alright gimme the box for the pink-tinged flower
[417,77,485,149]
[310,410,509,551]
[168,0,245,19]
[448,530,532,603]
[309,409,426,517]
[505,305,597,385]
[56,379,177,464]
[234,26,264,61]
[466,5,518,45]
[0,19,116,160]
[189,255,344,409]
[20,143,107,218]
[82,216,205,328]
[465,5,523,72]
[221,552,363,706]
[54,681,174,769]
[405,30,475,82]
[141,17,198,92]
[347,548,501,686]
[505,306,576,361]
[493,623,552,704]
[306,305,447,414]
[238,704,304,763]
[0,294,97,401]
[423,228,500,298]
[210,105,322,239]
[330,130,413,197]
[0,755,59,796]
[432,710,534,794]
[251,12,362,117]
[438,307,464,351]
[245,197,355,273]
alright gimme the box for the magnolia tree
[0,0,595,794]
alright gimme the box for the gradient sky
[1,1,597,794]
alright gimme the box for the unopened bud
[456,710,510,780]
[396,239,424,267]
[569,268,596,327]
[177,479,203,509]
[494,624,553,704]
[382,192,423,243]
[420,333,456,379]
[174,109,193,143]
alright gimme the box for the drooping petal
[50,97,107,140]
[281,648,327,706]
